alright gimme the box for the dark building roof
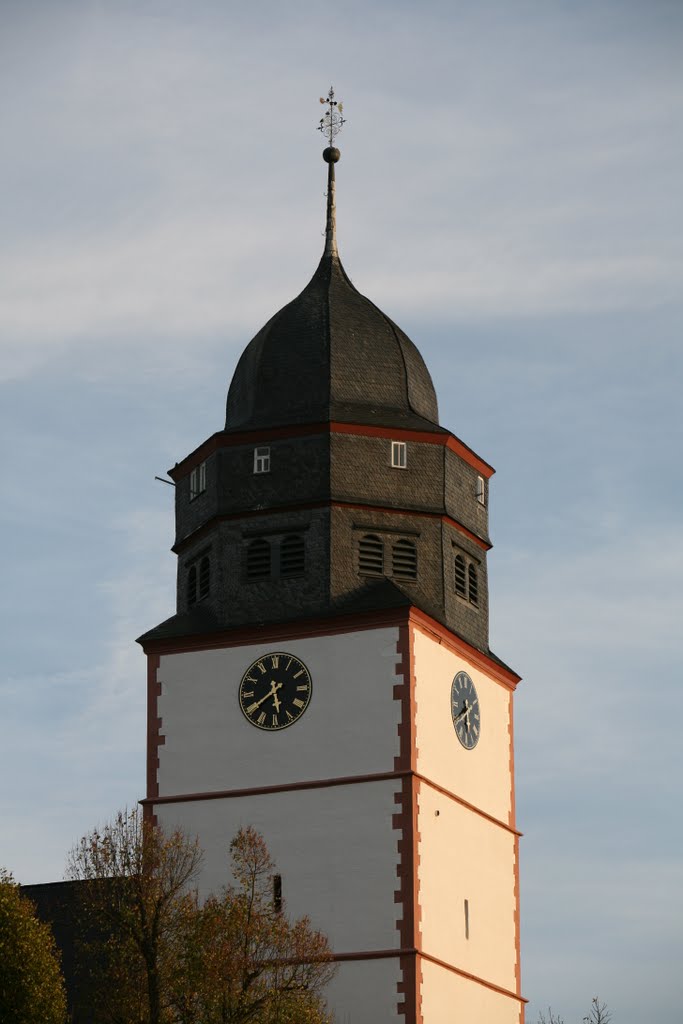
[225,248,441,434]
[138,144,502,663]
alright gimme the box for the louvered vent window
[358,534,384,575]
[468,564,479,605]
[198,556,211,599]
[392,539,418,580]
[246,538,271,581]
[454,555,467,597]
[187,564,198,607]
[280,534,305,577]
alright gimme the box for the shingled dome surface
[225,252,441,433]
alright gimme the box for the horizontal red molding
[172,499,491,555]
[142,770,409,807]
[419,950,527,1004]
[139,604,520,689]
[169,421,494,481]
[225,945,526,1004]
[141,767,520,837]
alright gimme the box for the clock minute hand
[269,682,282,713]
[253,681,283,710]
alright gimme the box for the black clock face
[450,671,481,750]
[239,652,312,731]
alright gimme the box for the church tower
[138,93,524,1024]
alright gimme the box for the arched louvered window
[392,539,417,580]
[468,564,479,605]
[187,564,198,607]
[198,556,211,599]
[246,538,271,581]
[358,534,384,576]
[454,554,467,597]
[280,534,305,577]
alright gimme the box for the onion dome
[225,144,440,433]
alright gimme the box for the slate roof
[225,251,443,434]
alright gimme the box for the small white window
[253,446,271,474]
[391,441,407,469]
[190,460,207,500]
[476,475,486,505]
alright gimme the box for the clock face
[239,652,312,731]
[450,671,481,750]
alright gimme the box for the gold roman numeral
[256,661,267,675]
[257,711,266,725]
[246,702,259,714]
[270,655,280,669]
[292,698,305,709]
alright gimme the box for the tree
[169,826,336,1024]
[66,807,203,1024]
[537,998,612,1024]
[583,997,612,1024]
[0,867,67,1024]
[68,812,335,1024]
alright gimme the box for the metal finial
[318,86,346,147]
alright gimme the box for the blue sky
[1,2,682,1021]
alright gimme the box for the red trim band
[140,767,520,837]
[138,605,520,690]
[172,500,491,556]
[169,421,494,482]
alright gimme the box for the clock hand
[270,683,282,713]
[253,681,283,710]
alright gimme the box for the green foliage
[0,868,67,1024]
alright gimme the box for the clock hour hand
[269,682,282,713]
[454,700,471,723]
[252,681,283,710]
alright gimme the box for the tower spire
[318,86,346,257]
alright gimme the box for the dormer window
[391,441,407,469]
[253,447,271,474]
[189,460,207,501]
[476,475,486,506]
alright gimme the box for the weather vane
[318,86,346,146]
